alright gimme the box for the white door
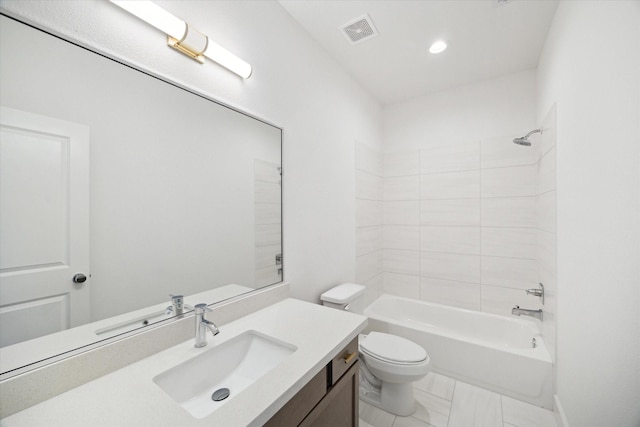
[0,106,90,347]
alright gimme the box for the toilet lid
[360,332,428,364]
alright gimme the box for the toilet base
[359,375,417,416]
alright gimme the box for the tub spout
[511,305,543,321]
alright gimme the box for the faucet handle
[194,303,212,313]
[169,294,184,308]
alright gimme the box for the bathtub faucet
[511,305,543,321]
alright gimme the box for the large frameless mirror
[0,14,282,377]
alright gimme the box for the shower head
[513,129,541,146]
[513,136,532,146]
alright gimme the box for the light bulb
[429,40,447,54]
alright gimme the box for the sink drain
[211,388,230,402]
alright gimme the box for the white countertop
[1,298,367,426]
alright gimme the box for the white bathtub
[364,294,553,409]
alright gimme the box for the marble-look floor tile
[501,396,557,427]
[413,372,455,401]
[360,401,396,427]
[411,389,450,427]
[448,381,502,427]
[392,415,435,427]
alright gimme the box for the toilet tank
[320,283,366,314]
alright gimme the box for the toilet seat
[360,332,427,365]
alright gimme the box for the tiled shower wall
[355,142,384,306]
[537,105,557,363]
[355,107,557,361]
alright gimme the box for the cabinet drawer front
[331,336,358,385]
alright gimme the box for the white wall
[0,0,382,305]
[383,70,537,152]
[537,2,640,426]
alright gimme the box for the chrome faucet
[512,305,543,321]
[194,303,219,348]
[165,294,193,317]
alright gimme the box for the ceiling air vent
[339,14,379,45]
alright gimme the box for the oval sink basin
[153,330,297,419]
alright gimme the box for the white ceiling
[278,0,559,105]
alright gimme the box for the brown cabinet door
[300,360,359,427]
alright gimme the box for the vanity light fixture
[110,0,252,78]
[429,40,448,54]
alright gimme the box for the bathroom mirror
[0,15,282,374]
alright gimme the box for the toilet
[320,283,431,416]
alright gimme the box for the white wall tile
[255,223,281,246]
[383,200,420,225]
[481,284,542,317]
[255,202,282,225]
[481,134,539,169]
[481,256,538,289]
[481,197,536,228]
[383,225,420,250]
[538,229,557,363]
[420,199,480,226]
[420,252,480,283]
[538,230,557,288]
[355,170,381,200]
[356,226,382,256]
[481,227,538,259]
[420,170,480,199]
[383,272,420,299]
[420,277,481,311]
[538,147,556,194]
[362,273,383,307]
[537,191,556,233]
[255,265,281,287]
[420,141,480,174]
[481,165,537,197]
[355,142,381,176]
[383,175,420,200]
[255,181,281,203]
[254,159,281,183]
[539,104,556,157]
[383,151,419,177]
[356,199,382,227]
[420,226,481,255]
[356,250,382,283]
[255,244,281,268]
[383,249,419,275]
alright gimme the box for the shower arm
[523,129,542,138]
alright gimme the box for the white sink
[153,330,297,419]
[95,310,170,337]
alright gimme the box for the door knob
[73,273,87,284]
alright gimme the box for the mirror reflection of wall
[0,15,282,355]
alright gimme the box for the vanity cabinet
[265,337,359,427]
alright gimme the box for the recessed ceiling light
[429,40,447,54]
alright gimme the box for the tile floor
[359,372,558,427]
